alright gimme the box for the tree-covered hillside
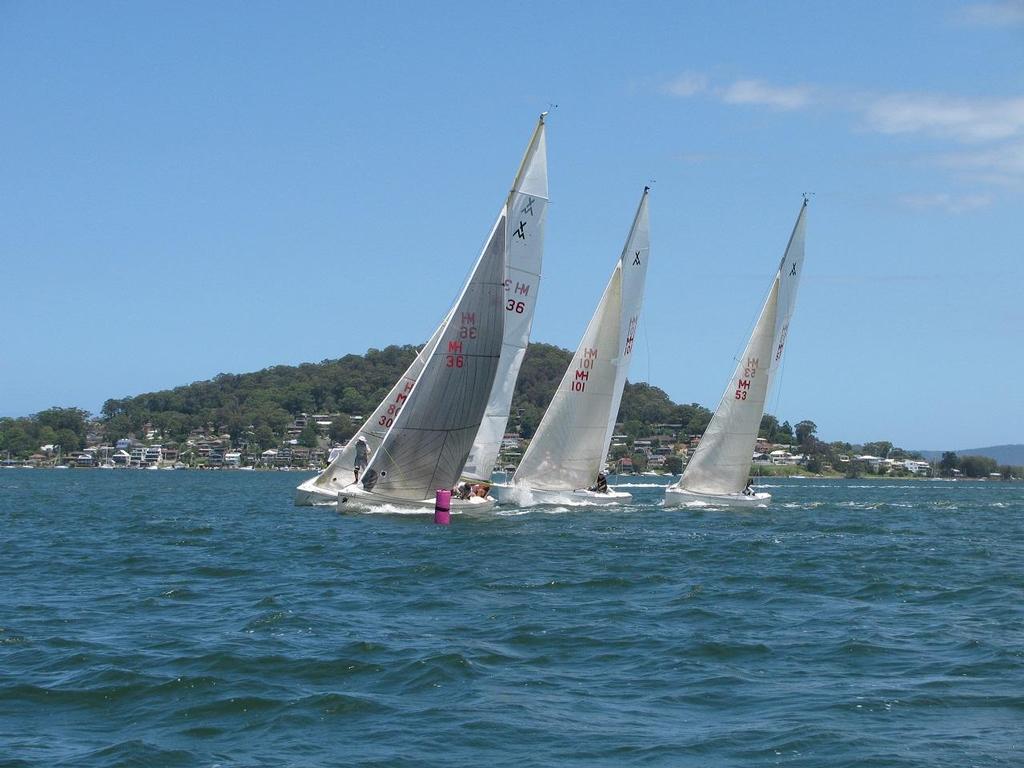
[88,342,710,446]
[6,342,1019,479]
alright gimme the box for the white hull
[294,477,349,507]
[491,482,632,507]
[663,487,771,508]
[336,485,496,514]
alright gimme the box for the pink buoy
[434,488,451,525]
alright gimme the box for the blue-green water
[1,470,1021,767]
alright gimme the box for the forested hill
[98,343,715,446]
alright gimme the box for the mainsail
[359,217,506,500]
[512,188,650,492]
[672,200,808,496]
[463,116,548,480]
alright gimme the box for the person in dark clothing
[354,436,369,482]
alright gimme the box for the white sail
[359,216,506,500]
[770,199,808,379]
[297,115,547,504]
[672,199,808,496]
[463,116,548,480]
[676,279,779,495]
[512,188,650,492]
[297,313,451,500]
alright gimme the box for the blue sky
[2,1,1022,450]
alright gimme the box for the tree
[862,441,893,459]
[795,420,817,447]
[960,455,997,478]
[254,425,279,450]
[622,420,644,440]
[329,415,355,443]
[759,414,780,441]
[630,451,648,472]
[777,421,794,443]
[56,428,84,453]
[298,423,320,449]
[939,451,959,477]
[664,455,683,475]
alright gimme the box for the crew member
[353,436,369,482]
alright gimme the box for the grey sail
[361,217,507,500]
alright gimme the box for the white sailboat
[492,187,650,507]
[295,115,548,506]
[664,199,808,508]
[338,212,506,512]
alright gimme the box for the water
[1,471,1021,767]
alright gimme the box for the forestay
[360,217,506,500]
[513,188,650,492]
[463,117,549,480]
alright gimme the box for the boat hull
[491,483,632,507]
[336,485,496,514]
[294,478,347,507]
[663,486,771,507]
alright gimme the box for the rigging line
[643,310,651,385]
[769,346,788,423]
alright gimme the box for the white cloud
[863,95,1024,143]
[720,79,813,110]
[939,141,1024,185]
[958,1,1024,26]
[662,72,708,97]
[660,71,1024,193]
[899,192,994,213]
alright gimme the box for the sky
[1,1,1022,450]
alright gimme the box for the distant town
[2,344,1020,481]
[3,409,1018,482]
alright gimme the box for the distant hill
[917,445,1024,466]
[95,342,713,446]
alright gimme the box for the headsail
[303,313,451,497]
[513,188,650,492]
[770,198,808,379]
[463,115,549,480]
[360,217,506,500]
[673,200,808,496]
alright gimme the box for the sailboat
[492,187,650,507]
[295,115,548,506]
[664,199,808,507]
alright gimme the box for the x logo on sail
[521,197,535,216]
[513,221,526,239]
[633,250,642,266]
[790,262,797,276]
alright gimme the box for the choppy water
[1,470,1022,767]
